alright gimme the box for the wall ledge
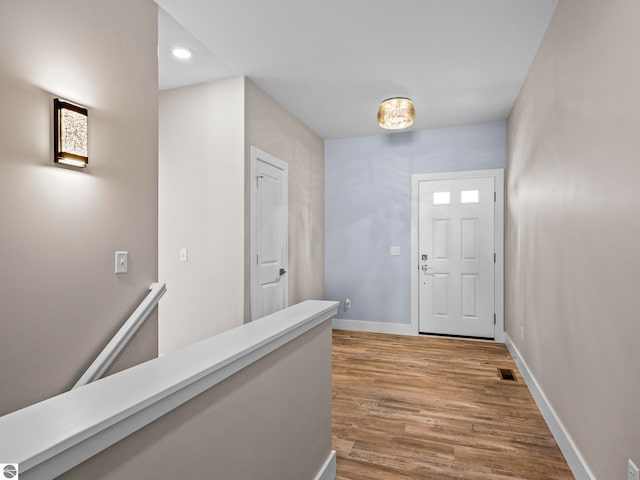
[505,334,596,480]
[0,300,338,480]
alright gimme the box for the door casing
[410,169,504,342]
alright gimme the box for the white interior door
[418,176,495,337]
[251,147,288,320]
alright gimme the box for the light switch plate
[179,248,188,262]
[390,246,401,256]
[115,251,128,274]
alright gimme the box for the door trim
[250,146,289,321]
[410,169,504,342]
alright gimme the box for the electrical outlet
[344,297,352,310]
[390,246,400,256]
[520,326,524,341]
[629,459,639,480]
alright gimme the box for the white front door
[418,176,495,337]
[251,147,288,320]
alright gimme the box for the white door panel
[251,148,288,320]
[418,177,495,337]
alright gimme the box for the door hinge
[494,253,496,263]
[256,254,259,265]
[256,174,264,187]
[494,313,496,325]
[494,191,496,202]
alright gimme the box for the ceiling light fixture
[377,97,415,130]
[172,47,192,60]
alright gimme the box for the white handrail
[72,282,167,389]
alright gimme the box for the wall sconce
[54,98,88,168]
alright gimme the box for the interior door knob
[279,268,287,276]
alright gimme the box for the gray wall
[158,78,324,345]
[60,321,333,480]
[325,122,506,324]
[0,0,159,416]
[506,0,640,477]
[245,79,325,321]
[159,78,246,355]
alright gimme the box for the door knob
[421,265,433,276]
[279,268,287,276]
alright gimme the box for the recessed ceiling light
[172,47,192,60]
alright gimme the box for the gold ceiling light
[377,97,415,130]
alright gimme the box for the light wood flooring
[332,330,574,480]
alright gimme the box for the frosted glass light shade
[377,97,415,130]
[54,98,88,168]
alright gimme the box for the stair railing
[72,282,167,389]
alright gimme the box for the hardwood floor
[332,330,574,480]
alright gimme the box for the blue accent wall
[325,121,506,324]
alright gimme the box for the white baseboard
[314,450,336,480]
[504,334,596,480]
[332,319,417,336]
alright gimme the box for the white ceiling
[156,0,558,139]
